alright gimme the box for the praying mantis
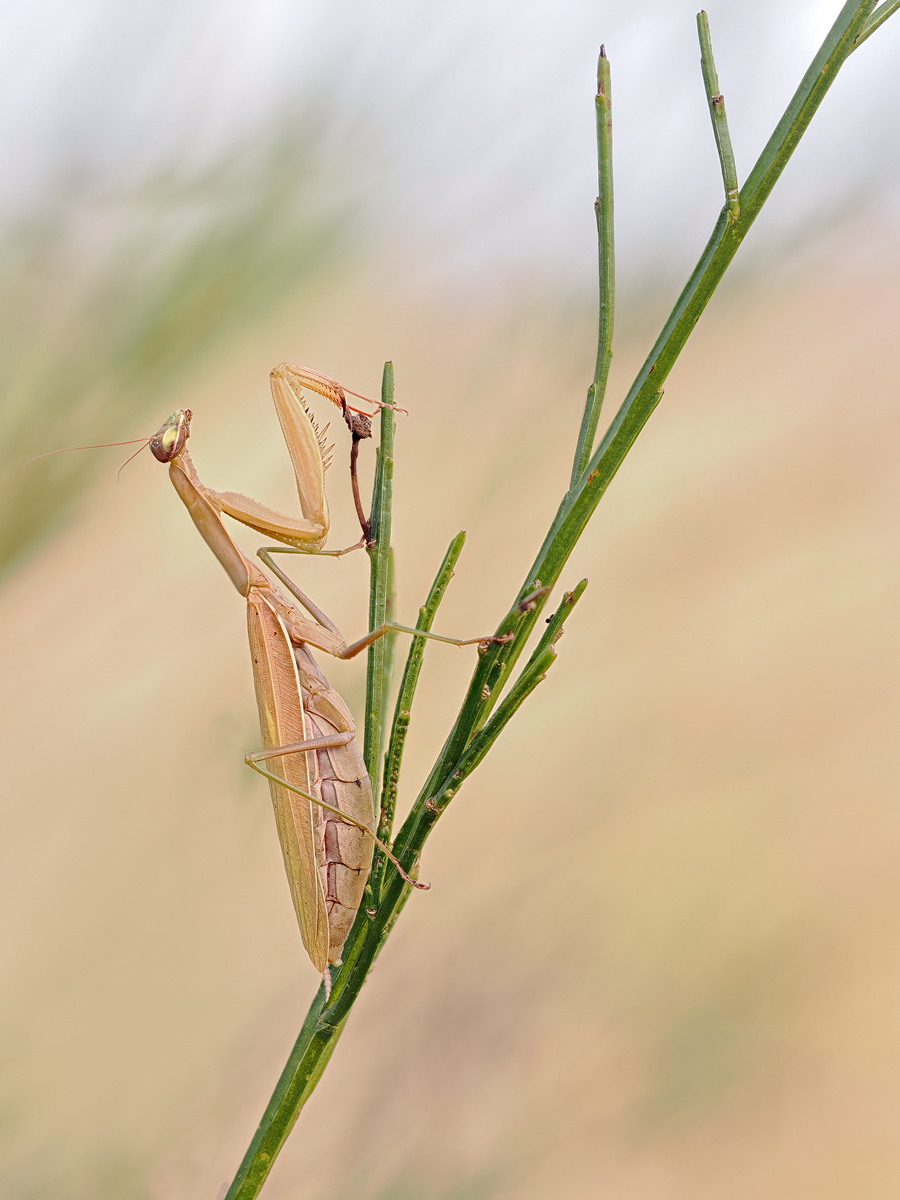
[149,365,499,977]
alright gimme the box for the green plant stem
[363,364,395,812]
[697,11,740,220]
[224,581,578,1200]
[320,587,581,1030]
[223,984,338,1200]
[571,46,615,485]
[854,0,900,45]
[376,531,467,855]
[428,581,588,812]
[378,548,397,772]
[225,5,888,1194]
[435,0,878,763]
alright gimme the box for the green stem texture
[224,5,889,1194]
[363,364,395,811]
[571,46,615,485]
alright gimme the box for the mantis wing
[247,591,330,973]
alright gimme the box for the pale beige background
[2,1,900,1197]
[3,243,900,1197]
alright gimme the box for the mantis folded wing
[150,366,492,974]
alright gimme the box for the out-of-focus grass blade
[0,127,348,576]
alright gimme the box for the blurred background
[1,1,899,1197]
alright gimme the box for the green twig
[223,983,337,1200]
[321,583,585,1030]
[571,46,615,485]
[430,581,588,810]
[854,0,900,46]
[375,531,467,862]
[697,11,741,221]
[224,5,885,1194]
[421,578,547,795]
[224,586,585,1183]
[378,548,397,772]
[363,364,395,812]
[436,0,877,758]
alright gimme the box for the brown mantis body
[150,365,495,973]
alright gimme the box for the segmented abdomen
[295,645,375,963]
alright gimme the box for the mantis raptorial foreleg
[150,365,503,975]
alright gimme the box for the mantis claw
[517,586,551,614]
[477,632,515,654]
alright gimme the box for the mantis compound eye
[150,409,192,462]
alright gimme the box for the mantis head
[150,410,193,463]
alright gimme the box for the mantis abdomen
[248,592,374,972]
[149,367,429,978]
[295,642,374,961]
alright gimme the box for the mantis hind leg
[258,546,514,660]
[244,749,429,892]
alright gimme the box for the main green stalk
[225,4,889,1195]
[363,364,396,809]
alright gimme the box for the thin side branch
[854,0,900,46]
[697,11,740,221]
[440,0,877,747]
[224,5,885,1195]
[379,549,397,769]
[429,580,588,810]
[571,45,615,485]
[363,367,396,811]
[376,531,467,860]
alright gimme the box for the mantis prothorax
[150,363,505,975]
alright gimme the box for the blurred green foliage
[0,123,347,574]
